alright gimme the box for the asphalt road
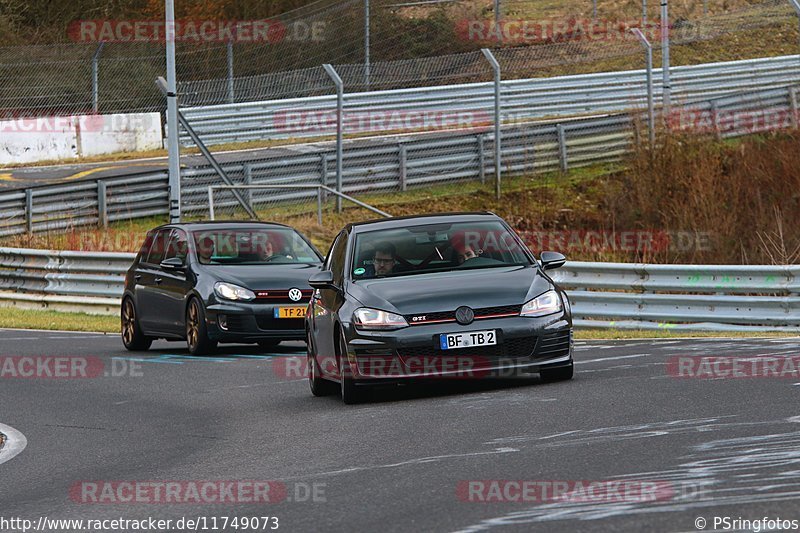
[1,330,799,532]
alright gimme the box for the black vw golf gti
[122,221,323,354]
[305,212,573,403]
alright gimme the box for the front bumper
[341,313,573,382]
[206,301,307,343]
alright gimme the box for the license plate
[274,306,307,319]
[439,329,497,350]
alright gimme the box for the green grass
[0,307,118,333]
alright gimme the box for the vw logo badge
[455,306,474,325]
[288,288,303,302]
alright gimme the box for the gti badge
[288,288,303,302]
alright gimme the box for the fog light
[218,314,228,331]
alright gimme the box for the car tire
[186,298,217,355]
[121,297,153,351]
[257,339,281,351]
[308,331,337,397]
[540,361,574,383]
[337,329,364,405]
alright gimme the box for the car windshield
[191,228,319,265]
[351,220,532,280]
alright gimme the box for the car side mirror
[309,270,338,290]
[160,257,185,271]
[540,251,566,270]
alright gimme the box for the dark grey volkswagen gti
[305,212,573,404]
[122,221,323,354]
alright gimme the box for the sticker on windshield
[354,267,366,276]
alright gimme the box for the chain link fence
[0,0,796,116]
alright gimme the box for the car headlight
[353,308,408,330]
[520,290,562,317]
[214,282,256,301]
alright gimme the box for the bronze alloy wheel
[120,298,152,351]
[185,298,217,355]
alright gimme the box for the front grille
[405,304,523,325]
[536,330,571,358]
[255,315,305,331]
[397,336,536,360]
[254,289,312,304]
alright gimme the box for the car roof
[151,220,294,232]
[347,212,499,233]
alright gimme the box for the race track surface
[1,330,799,532]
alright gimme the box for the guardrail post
[317,188,323,226]
[323,64,344,213]
[481,48,502,199]
[478,134,486,184]
[661,0,671,115]
[97,181,108,228]
[710,100,722,139]
[320,153,329,202]
[398,144,407,192]
[25,189,33,234]
[790,87,799,129]
[631,28,655,149]
[227,39,235,104]
[557,124,568,172]
[92,42,105,113]
[243,163,253,207]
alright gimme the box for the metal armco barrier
[0,247,135,315]
[0,81,798,238]
[178,55,800,146]
[0,246,797,332]
[550,262,800,332]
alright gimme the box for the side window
[327,231,348,284]
[137,230,156,262]
[144,229,170,265]
[164,229,189,263]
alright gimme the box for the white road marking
[0,423,27,465]
[576,353,653,365]
[292,447,519,479]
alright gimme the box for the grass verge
[0,307,118,333]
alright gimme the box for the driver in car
[197,236,215,265]
[367,242,398,277]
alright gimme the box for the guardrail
[1,246,797,333]
[0,111,635,236]
[0,247,134,315]
[551,263,800,332]
[3,79,798,237]
[2,78,798,238]
[179,54,800,146]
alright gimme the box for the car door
[312,231,348,376]
[157,229,193,336]
[136,228,170,333]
